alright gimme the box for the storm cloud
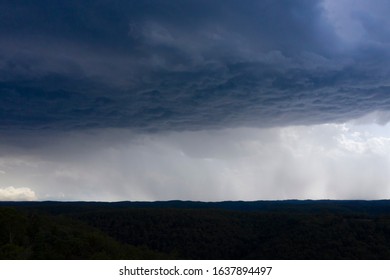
[1,0,390,132]
[1,1,390,201]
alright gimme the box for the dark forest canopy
[2,200,390,259]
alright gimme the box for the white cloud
[0,186,38,201]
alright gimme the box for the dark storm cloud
[1,0,390,132]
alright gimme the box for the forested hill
[3,200,390,215]
[2,200,390,259]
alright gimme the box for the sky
[1,0,390,201]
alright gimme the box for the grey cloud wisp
[1,0,390,132]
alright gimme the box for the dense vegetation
[0,207,167,259]
[2,200,390,259]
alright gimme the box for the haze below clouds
[1,0,390,201]
[2,115,390,201]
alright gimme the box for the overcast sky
[1,0,390,201]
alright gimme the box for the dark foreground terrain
[2,200,390,259]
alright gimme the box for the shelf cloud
[1,0,390,133]
[1,0,390,200]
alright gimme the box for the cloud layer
[1,0,390,132]
[1,1,390,201]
